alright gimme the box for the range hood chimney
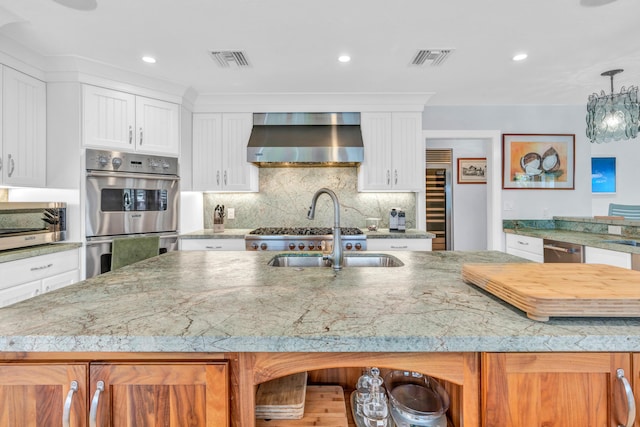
[247,112,364,166]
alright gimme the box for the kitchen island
[0,250,637,426]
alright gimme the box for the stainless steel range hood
[247,112,364,166]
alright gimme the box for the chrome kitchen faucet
[307,188,343,271]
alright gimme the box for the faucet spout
[308,188,343,271]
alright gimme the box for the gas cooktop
[249,227,363,236]
[246,227,366,251]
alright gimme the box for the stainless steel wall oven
[85,149,179,278]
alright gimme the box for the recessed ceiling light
[512,53,528,62]
[52,0,97,11]
[338,55,351,63]
[142,56,157,64]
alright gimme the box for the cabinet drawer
[505,234,543,252]
[0,249,80,290]
[505,234,543,262]
[180,238,246,251]
[0,280,42,308]
[366,238,432,251]
[42,269,80,293]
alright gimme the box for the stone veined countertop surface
[0,250,637,353]
[0,242,82,264]
[180,228,434,239]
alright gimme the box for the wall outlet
[504,201,514,211]
[227,208,235,219]
[542,208,550,218]
[608,225,622,235]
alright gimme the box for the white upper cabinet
[358,112,423,192]
[192,112,258,192]
[82,85,179,155]
[1,66,46,187]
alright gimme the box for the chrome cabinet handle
[8,154,15,177]
[517,240,529,246]
[394,169,398,185]
[128,125,133,144]
[216,170,220,186]
[139,127,143,145]
[62,380,78,427]
[0,157,3,172]
[89,380,105,427]
[386,170,390,185]
[617,368,636,427]
[224,170,227,185]
[30,263,53,271]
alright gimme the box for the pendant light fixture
[586,69,639,143]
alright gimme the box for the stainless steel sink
[267,253,404,267]
[602,239,640,246]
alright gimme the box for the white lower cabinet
[504,234,543,263]
[367,238,432,251]
[585,246,632,269]
[0,249,80,308]
[180,238,246,251]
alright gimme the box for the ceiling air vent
[209,51,251,68]
[411,49,453,66]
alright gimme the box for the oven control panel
[86,148,178,175]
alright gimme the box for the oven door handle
[86,171,180,181]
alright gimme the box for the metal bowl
[383,371,449,427]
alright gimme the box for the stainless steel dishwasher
[543,239,584,263]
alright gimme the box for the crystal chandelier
[586,69,639,143]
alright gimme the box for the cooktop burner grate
[249,227,363,236]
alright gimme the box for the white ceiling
[0,0,639,105]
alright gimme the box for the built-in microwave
[0,202,67,251]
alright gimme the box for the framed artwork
[591,157,616,193]
[457,158,487,184]
[502,134,575,189]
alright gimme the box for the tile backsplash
[203,167,417,229]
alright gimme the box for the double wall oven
[85,149,179,278]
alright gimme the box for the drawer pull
[517,240,529,246]
[30,263,53,271]
[617,368,636,427]
[62,380,78,427]
[89,380,105,427]
[390,245,408,249]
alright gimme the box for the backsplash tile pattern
[203,167,417,229]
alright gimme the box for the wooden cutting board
[255,372,308,419]
[256,385,348,427]
[462,263,640,321]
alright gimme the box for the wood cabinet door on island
[0,363,88,426]
[89,362,229,427]
[482,353,633,427]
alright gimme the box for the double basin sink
[268,253,404,268]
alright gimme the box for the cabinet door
[90,362,229,427]
[585,246,632,269]
[192,113,223,191]
[83,85,136,150]
[2,66,46,187]
[483,352,631,427]
[390,112,423,191]
[221,113,258,192]
[0,363,87,427]
[135,96,180,155]
[358,112,392,191]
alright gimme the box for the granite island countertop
[0,250,638,353]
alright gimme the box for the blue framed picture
[591,157,616,193]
